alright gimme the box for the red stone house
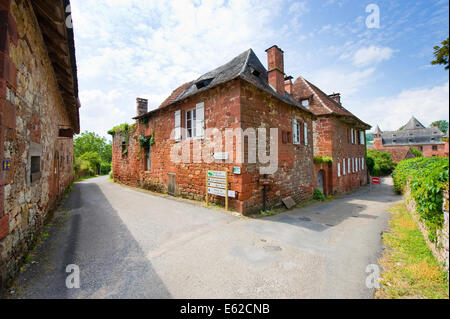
[112,46,317,214]
[1,0,80,288]
[292,79,371,195]
[373,117,447,158]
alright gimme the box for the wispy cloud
[352,46,396,67]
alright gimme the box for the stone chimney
[328,93,341,105]
[265,45,285,94]
[284,76,293,94]
[136,98,148,117]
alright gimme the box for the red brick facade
[292,78,371,196]
[113,78,316,215]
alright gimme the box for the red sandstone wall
[313,116,368,195]
[373,143,447,158]
[112,79,316,215]
[239,81,315,213]
[1,0,75,288]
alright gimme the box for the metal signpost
[206,170,229,211]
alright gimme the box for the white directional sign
[207,177,226,183]
[207,170,227,179]
[208,187,227,197]
[208,182,226,189]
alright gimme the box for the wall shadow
[11,182,172,299]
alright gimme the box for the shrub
[313,156,333,164]
[366,149,395,176]
[313,189,325,201]
[392,157,449,242]
[410,147,424,158]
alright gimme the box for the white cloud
[288,1,309,15]
[71,0,283,137]
[360,81,449,132]
[309,67,376,96]
[352,46,395,67]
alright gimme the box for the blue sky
[70,0,449,138]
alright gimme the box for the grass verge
[376,203,449,299]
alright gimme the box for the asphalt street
[7,176,400,299]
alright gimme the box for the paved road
[6,176,401,299]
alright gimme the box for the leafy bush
[410,147,424,158]
[392,157,449,242]
[313,156,333,164]
[366,149,395,176]
[313,189,325,201]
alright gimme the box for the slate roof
[135,49,314,119]
[292,76,371,130]
[377,117,445,146]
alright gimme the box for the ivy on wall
[393,157,449,242]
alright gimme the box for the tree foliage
[430,120,449,134]
[73,131,112,177]
[431,37,449,70]
[366,149,396,177]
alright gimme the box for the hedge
[392,157,449,242]
[366,149,396,176]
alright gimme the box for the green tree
[431,37,449,70]
[410,147,423,158]
[73,131,112,177]
[367,149,396,176]
[429,120,448,133]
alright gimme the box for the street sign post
[206,170,229,210]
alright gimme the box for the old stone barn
[111,46,370,215]
[0,0,80,288]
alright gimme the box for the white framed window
[348,158,351,174]
[343,159,346,175]
[293,119,301,144]
[174,110,181,141]
[353,158,356,172]
[185,103,205,139]
[145,147,151,171]
[186,108,196,139]
[351,129,354,144]
[304,122,308,145]
[360,131,365,145]
[337,162,341,177]
[362,157,365,170]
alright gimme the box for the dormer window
[195,78,213,90]
[250,67,261,77]
[301,99,310,108]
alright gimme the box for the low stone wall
[404,183,449,270]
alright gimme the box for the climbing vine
[138,132,155,149]
[393,157,449,242]
[313,156,333,164]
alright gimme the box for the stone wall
[0,0,74,289]
[112,78,316,215]
[404,183,449,270]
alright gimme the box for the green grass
[376,203,449,299]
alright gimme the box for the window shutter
[343,159,346,175]
[348,158,351,173]
[292,119,299,144]
[338,163,341,177]
[174,110,181,141]
[195,103,205,138]
[304,123,308,145]
[362,157,365,170]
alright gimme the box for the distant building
[373,117,447,160]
